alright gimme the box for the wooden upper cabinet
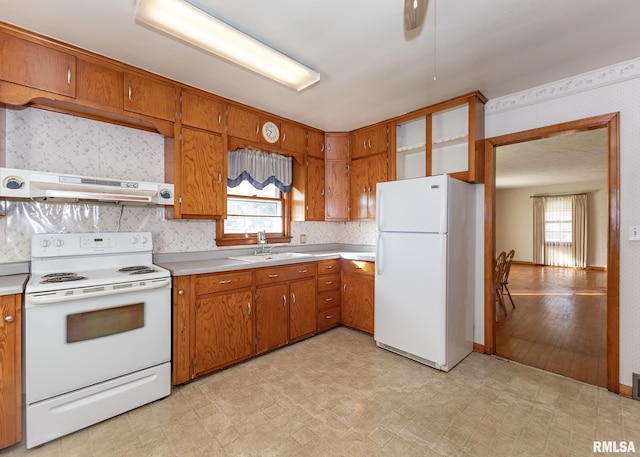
[181,90,225,134]
[177,127,226,219]
[227,104,260,143]
[325,133,349,222]
[307,130,325,158]
[75,59,123,109]
[280,120,306,155]
[351,123,388,159]
[123,72,176,121]
[0,31,76,97]
[306,156,325,221]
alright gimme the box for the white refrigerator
[374,174,475,371]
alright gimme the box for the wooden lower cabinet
[289,278,316,340]
[317,259,341,331]
[194,289,253,377]
[341,260,375,334]
[0,293,21,450]
[255,282,289,354]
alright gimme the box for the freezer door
[374,232,446,366]
[376,175,447,233]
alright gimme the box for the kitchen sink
[228,252,312,263]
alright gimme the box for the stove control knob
[130,236,139,245]
[139,236,148,245]
[54,239,64,247]
[41,239,51,248]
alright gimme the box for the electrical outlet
[630,226,640,241]
[300,234,307,244]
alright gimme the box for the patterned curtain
[228,148,292,192]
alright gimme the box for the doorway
[483,113,620,393]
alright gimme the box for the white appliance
[0,167,174,205]
[374,175,475,371]
[24,232,172,448]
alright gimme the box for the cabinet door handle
[247,302,251,316]
[283,295,287,306]
[4,315,14,323]
[368,185,372,193]
[218,112,222,125]
[219,279,232,284]
[283,132,287,142]
[268,274,279,278]
[363,186,367,193]
[343,284,347,292]
[291,292,296,303]
[321,186,325,196]
[256,123,260,135]
[368,138,372,148]
[218,173,222,184]
[128,85,132,101]
[178,289,185,295]
[67,67,71,85]
[325,297,333,302]
[328,186,332,196]
[363,140,367,149]
[325,314,333,319]
[322,143,326,152]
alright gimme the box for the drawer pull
[325,265,334,270]
[219,279,232,284]
[268,274,279,278]
[325,281,333,285]
[325,314,333,319]
[298,269,308,273]
[325,297,333,302]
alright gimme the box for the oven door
[25,279,171,404]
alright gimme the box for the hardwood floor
[495,263,607,388]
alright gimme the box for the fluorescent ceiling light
[135,0,320,91]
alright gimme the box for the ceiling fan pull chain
[433,0,437,81]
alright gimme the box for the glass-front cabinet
[392,91,486,183]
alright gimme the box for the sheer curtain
[532,194,588,268]
[228,148,292,192]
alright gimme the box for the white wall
[496,179,608,267]
[485,56,640,387]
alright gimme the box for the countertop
[155,243,375,276]
[0,262,29,296]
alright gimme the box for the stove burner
[40,274,88,284]
[118,266,158,275]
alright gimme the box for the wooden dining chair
[495,251,508,317]
[501,249,516,309]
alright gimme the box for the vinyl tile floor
[4,327,640,457]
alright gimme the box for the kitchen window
[216,148,292,246]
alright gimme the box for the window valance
[228,148,292,192]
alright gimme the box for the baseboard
[587,265,608,271]
[619,383,633,398]
[473,342,485,353]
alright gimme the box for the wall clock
[262,121,280,143]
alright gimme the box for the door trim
[483,112,620,393]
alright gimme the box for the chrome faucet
[255,230,272,255]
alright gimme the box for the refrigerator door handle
[376,188,383,232]
[376,233,383,275]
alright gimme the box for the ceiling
[1,1,639,132]
[495,128,608,189]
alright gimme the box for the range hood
[0,168,174,205]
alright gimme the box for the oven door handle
[27,278,172,306]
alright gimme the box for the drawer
[254,266,289,285]
[318,289,340,310]
[317,274,340,292]
[317,306,341,331]
[195,270,252,295]
[317,259,339,275]
[287,262,317,280]
[340,259,374,276]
